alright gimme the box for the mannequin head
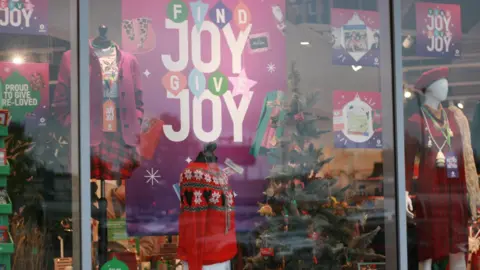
[424,78,449,108]
[414,67,449,109]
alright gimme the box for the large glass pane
[401,0,480,269]
[0,0,82,269]
[87,0,399,269]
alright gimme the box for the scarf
[449,105,480,219]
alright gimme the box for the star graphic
[185,157,192,163]
[144,168,163,186]
[267,63,276,73]
[228,69,257,99]
[144,69,151,78]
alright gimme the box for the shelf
[0,126,7,137]
[0,165,10,176]
[0,234,14,254]
[0,196,12,215]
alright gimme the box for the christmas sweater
[177,162,237,270]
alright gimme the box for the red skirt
[91,131,139,180]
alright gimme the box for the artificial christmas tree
[245,63,384,270]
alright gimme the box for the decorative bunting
[190,0,209,30]
[208,71,228,96]
[234,1,251,31]
[209,0,232,29]
[188,69,206,98]
[167,0,188,23]
[162,71,187,96]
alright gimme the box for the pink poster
[333,91,382,149]
[0,62,49,127]
[416,2,461,58]
[122,0,286,235]
[331,8,380,67]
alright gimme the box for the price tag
[446,152,459,179]
[103,100,117,132]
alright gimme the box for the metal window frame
[69,0,407,269]
[379,0,407,269]
[71,0,91,268]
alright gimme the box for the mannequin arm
[404,117,421,216]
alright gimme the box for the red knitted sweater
[177,162,237,270]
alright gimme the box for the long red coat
[405,110,469,262]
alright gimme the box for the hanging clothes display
[53,41,144,180]
[177,162,237,270]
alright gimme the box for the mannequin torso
[406,78,469,270]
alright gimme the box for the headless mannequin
[406,78,466,270]
[183,143,231,270]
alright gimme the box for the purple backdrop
[415,2,462,58]
[123,0,286,236]
[0,0,48,35]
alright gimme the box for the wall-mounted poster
[333,91,382,149]
[416,2,461,58]
[123,0,286,236]
[0,62,48,128]
[0,0,48,35]
[331,8,380,67]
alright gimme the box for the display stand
[0,124,14,270]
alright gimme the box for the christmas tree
[245,63,384,270]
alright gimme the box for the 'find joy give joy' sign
[415,2,461,58]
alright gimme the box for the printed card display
[123,0,286,236]
[333,91,382,149]
[416,2,461,58]
[331,8,380,67]
[248,32,270,53]
[0,62,48,128]
[0,0,48,35]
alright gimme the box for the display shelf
[0,165,10,177]
[0,117,12,270]
[0,126,7,137]
[0,196,12,215]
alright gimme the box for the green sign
[107,218,128,241]
[101,257,128,270]
[1,71,40,123]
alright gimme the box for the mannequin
[53,24,143,180]
[405,67,480,270]
[53,25,143,266]
[178,143,237,270]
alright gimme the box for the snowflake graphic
[204,174,212,183]
[267,63,276,73]
[144,168,162,186]
[194,170,203,180]
[184,169,192,180]
[213,176,219,185]
[210,191,221,204]
[194,190,203,205]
